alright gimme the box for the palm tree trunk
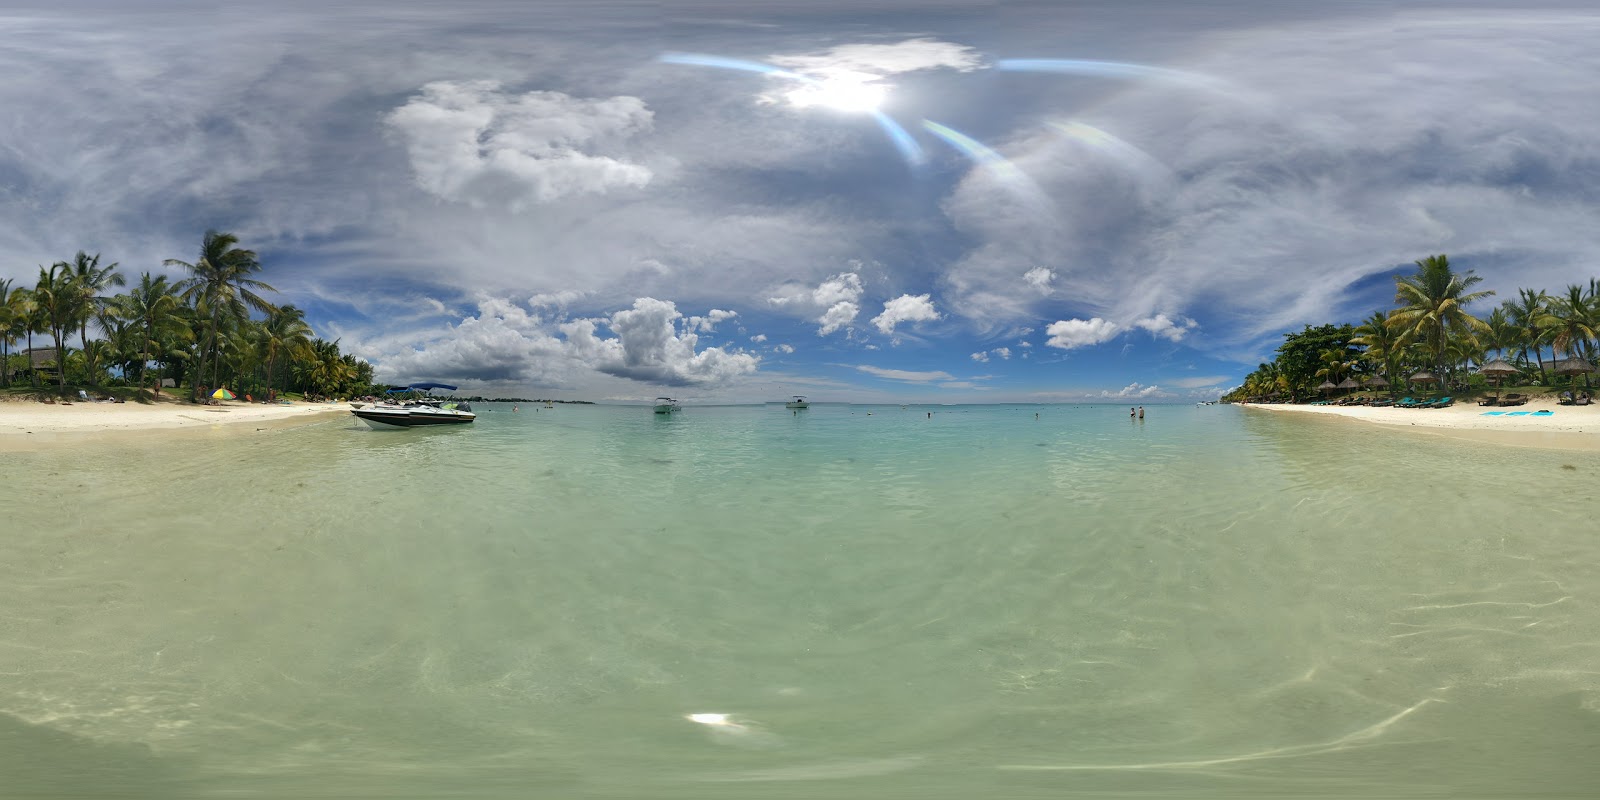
[26,329,36,387]
[79,322,91,386]
[52,325,66,394]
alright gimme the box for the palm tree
[1538,283,1599,390]
[1387,255,1495,388]
[1351,310,1403,394]
[168,231,277,400]
[33,263,77,393]
[260,305,314,401]
[62,251,124,385]
[0,278,16,388]
[120,273,191,396]
[1504,288,1551,382]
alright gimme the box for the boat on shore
[653,397,680,414]
[784,395,809,410]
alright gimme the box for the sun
[784,72,888,113]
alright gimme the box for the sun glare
[785,72,888,113]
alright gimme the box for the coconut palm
[260,305,314,401]
[1387,254,1494,387]
[33,263,79,393]
[1350,310,1404,393]
[120,273,191,396]
[61,251,124,384]
[0,278,17,388]
[1538,284,1599,392]
[1504,288,1551,381]
[168,231,277,400]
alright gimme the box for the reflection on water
[3,404,1598,797]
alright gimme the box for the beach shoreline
[1239,399,1600,451]
[0,395,350,451]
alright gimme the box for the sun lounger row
[1479,394,1528,407]
[1394,396,1455,409]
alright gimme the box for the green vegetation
[1224,255,1599,403]
[2,231,379,401]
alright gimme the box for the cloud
[1133,313,1199,342]
[970,346,1012,362]
[970,351,989,362]
[1023,267,1055,294]
[530,289,587,308]
[871,294,940,334]
[749,334,767,342]
[938,381,986,389]
[774,343,795,354]
[855,365,955,383]
[1168,375,1230,389]
[1045,318,1120,350]
[363,296,757,389]
[1102,382,1167,399]
[768,271,864,335]
[768,38,985,77]
[686,308,738,332]
[385,81,653,210]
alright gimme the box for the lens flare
[659,52,924,167]
[1048,121,1175,186]
[921,120,1019,180]
[996,58,1231,93]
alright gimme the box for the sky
[4,0,1600,403]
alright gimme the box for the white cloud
[364,296,757,389]
[749,334,767,342]
[855,365,955,383]
[530,289,587,308]
[1102,382,1167,399]
[992,346,1011,360]
[768,271,864,335]
[970,346,1012,363]
[970,351,989,362]
[870,294,940,334]
[1134,314,1199,342]
[769,38,985,77]
[774,343,795,354]
[1023,267,1055,294]
[385,81,653,210]
[1045,318,1121,350]
[938,381,986,389]
[686,308,737,332]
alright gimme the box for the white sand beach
[0,395,348,448]
[1241,398,1600,450]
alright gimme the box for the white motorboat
[352,382,475,428]
[352,401,475,429]
[784,395,809,409]
[652,397,680,414]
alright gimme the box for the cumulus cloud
[1023,267,1055,294]
[1132,313,1199,342]
[686,308,738,332]
[563,298,759,386]
[871,294,940,334]
[855,365,955,383]
[364,296,757,389]
[385,81,653,210]
[970,346,1012,362]
[1102,382,1167,399]
[774,343,795,354]
[767,271,864,335]
[1045,318,1121,350]
[749,334,767,342]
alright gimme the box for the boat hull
[352,409,475,428]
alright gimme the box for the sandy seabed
[1241,398,1600,451]
[0,395,349,450]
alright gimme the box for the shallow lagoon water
[4,404,1599,798]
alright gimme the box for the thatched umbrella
[1477,359,1520,401]
[1409,371,1437,383]
[1336,377,1362,398]
[1316,380,1337,398]
[1551,357,1595,394]
[1364,375,1389,389]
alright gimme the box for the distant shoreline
[1239,400,1600,451]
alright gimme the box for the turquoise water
[4,404,1599,798]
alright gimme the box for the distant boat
[784,395,809,410]
[653,397,680,414]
